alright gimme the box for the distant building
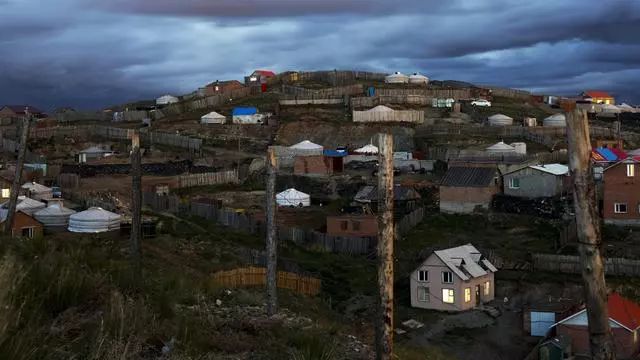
[582,90,615,105]
[602,158,640,226]
[231,107,270,124]
[201,80,244,97]
[552,292,640,359]
[326,214,377,238]
[440,166,501,214]
[245,70,276,86]
[155,95,179,106]
[354,185,421,215]
[0,210,44,238]
[410,244,497,312]
[0,105,46,120]
[502,164,570,198]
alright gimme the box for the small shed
[68,207,122,233]
[440,166,501,214]
[21,182,53,201]
[156,95,179,106]
[200,111,226,124]
[276,188,310,207]
[488,114,514,126]
[538,335,572,360]
[232,107,267,124]
[543,114,566,127]
[0,210,43,238]
[79,146,115,163]
[385,72,409,84]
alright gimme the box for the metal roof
[432,244,497,281]
[441,166,498,187]
[232,107,258,116]
[529,164,569,176]
[354,185,421,203]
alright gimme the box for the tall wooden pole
[130,131,142,280]
[376,133,394,360]
[566,108,615,360]
[265,147,278,315]
[4,111,32,235]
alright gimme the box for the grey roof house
[410,244,497,312]
[439,166,501,214]
[502,164,570,198]
[354,184,421,215]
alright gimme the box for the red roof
[254,70,275,77]
[608,292,640,330]
[584,90,613,99]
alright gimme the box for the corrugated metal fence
[532,253,640,277]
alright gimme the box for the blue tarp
[323,149,347,157]
[596,147,618,161]
[232,107,257,116]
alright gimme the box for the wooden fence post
[4,113,32,236]
[566,108,614,360]
[376,133,394,360]
[266,147,278,316]
[130,131,143,281]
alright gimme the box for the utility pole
[130,130,143,281]
[376,133,394,360]
[265,146,278,315]
[4,109,32,235]
[566,108,615,360]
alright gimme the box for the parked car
[471,99,492,107]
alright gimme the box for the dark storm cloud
[0,0,639,110]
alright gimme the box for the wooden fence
[481,86,531,99]
[279,98,344,106]
[532,253,640,277]
[177,170,238,188]
[281,84,364,98]
[57,173,80,189]
[211,266,321,296]
[374,88,473,99]
[396,207,425,236]
[294,70,387,86]
[353,110,424,123]
[351,95,432,108]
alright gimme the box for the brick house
[552,292,640,359]
[201,80,244,97]
[0,210,44,238]
[602,158,640,225]
[326,214,377,237]
[410,244,497,312]
[294,155,333,176]
[244,70,276,86]
[440,166,501,214]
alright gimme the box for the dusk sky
[1,0,639,110]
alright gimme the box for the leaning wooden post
[566,108,615,360]
[130,130,143,280]
[4,111,32,235]
[265,146,278,315]
[376,133,394,360]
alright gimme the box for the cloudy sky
[1,0,639,110]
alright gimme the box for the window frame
[508,178,520,189]
[418,270,428,282]
[615,203,628,214]
[417,286,429,302]
[627,164,635,177]
[1,188,9,198]
[464,288,471,303]
[442,288,455,304]
[484,281,491,296]
[442,271,453,284]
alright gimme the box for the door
[475,285,481,306]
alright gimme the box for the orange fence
[211,266,321,296]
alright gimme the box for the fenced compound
[532,254,640,277]
[112,110,148,122]
[55,111,111,123]
[281,84,364,98]
[211,266,321,296]
[177,170,238,188]
[293,70,387,86]
[374,88,473,99]
[145,130,202,152]
[481,86,531,99]
[352,109,424,123]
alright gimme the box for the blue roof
[232,106,257,116]
[597,147,618,161]
[324,149,347,157]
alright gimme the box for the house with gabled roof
[502,163,571,198]
[582,90,615,105]
[439,166,501,213]
[552,292,640,359]
[245,70,276,86]
[410,244,497,312]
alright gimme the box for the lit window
[615,203,628,214]
[214,86,220,91]
[418,270,428,282]
[627,164,635,177]
[1,188,9,198]
[464,288,471,303]
[418,286,429,302]
[508,178,520,189]
[442,289,455,304]
[442,271,453,284]
[484,281,491,296]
